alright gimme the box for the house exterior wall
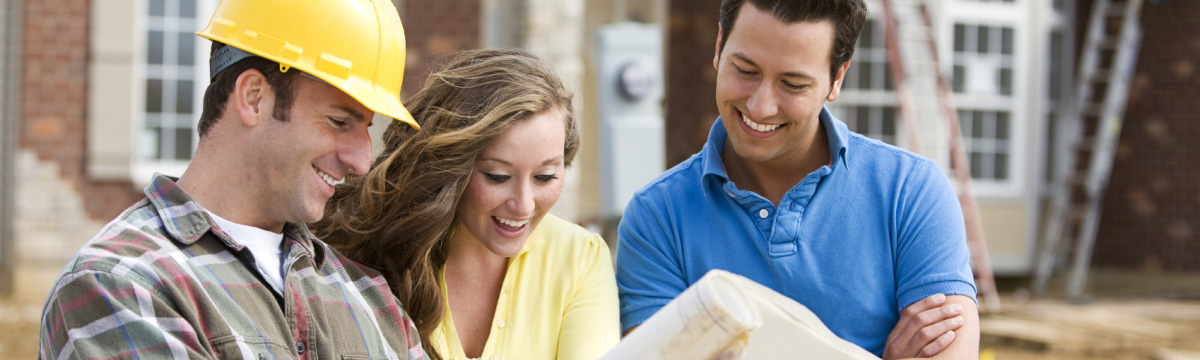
[21,0,142,223]
[663,0,720,168]
[399,0,482,97]
[11,0,114,301]
[1091,0,1200,272]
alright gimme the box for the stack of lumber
[980,300,1200,358]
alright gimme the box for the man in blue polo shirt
[615,0,979,358]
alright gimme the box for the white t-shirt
[205,210,286,293]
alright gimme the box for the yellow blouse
[430,214,620,360]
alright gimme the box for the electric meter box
[595,23,664,217]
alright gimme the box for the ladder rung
[1068,206,1089,222]
[898,28,932,42]
[1076,136,1097,150]
[1067,173,1088,187]
[1107,3,1131,17]
[1098,38,1119,51]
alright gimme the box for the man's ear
[827,61,851,102]
[233,69,270,128]
[713,23,724,71]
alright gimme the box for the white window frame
[835,9,902,148]
[941,0,1027,197]
[88,0,214,187]
[134,0,215,183]
[1040,0,1074,195]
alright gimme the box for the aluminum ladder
[879,0,1001,312]
[1032,0,1144,300]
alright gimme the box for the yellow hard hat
[197,0,417,129]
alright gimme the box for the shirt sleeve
[615,193,688,334]
[556,233,620,360]
[40,270,211,359]
[893,159,978,311]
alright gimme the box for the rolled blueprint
[603,269,880,360]
[603,269,761,359]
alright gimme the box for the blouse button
[759,209,769,218]
[496,319,506,328]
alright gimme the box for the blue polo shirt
[615,108,977,355]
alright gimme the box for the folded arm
[884,294,979,359]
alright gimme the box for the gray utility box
[595,22,664,217]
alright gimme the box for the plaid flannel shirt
[39,174,427,360]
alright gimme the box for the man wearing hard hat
[38,1,427,359]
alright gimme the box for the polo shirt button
[759,209,769,218]
[497,319,506,328]
[295,341,305,354]
[727,192,735,198]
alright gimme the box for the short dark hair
[718,0,868,85]
[197,43,299,137]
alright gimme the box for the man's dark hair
[197,43,299,137]
[718,0,868,85]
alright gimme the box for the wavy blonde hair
[312,48,578,359]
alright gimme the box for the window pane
[953,65,965,92]
[977,26,990,54]
[882,107,896,138]
[994,153,1009,180]
[174,128,194,160]
[996,112,1010,140]
[954,24,966,52]
[861,20,875,49]
[1001,28,1014,55]
[883,62,894,90]
[149,0,165,17]
[177,32,195,66]
[146,79,163,113]
[180,0,197,18]
[847,61,863,90]
[860,60,874,89]
[999,67,1013,95]
[970,152,983,179]
[972,111,985,138]
[176,80,194,114]
[957,110,970,135]
[857,106,871,133]
[148,31,164,64]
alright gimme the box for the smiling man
[615,0,979,359]
[38,1,428,359]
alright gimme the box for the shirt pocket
[210,335,295,360]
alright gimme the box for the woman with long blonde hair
[314,48,619,360]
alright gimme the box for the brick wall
[20,0,141,221]
[1092,0,1200,271]
[399,0,481,97]
[664,0,721,167]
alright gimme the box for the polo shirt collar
[821,106,852,170]
[701,106,851,182]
